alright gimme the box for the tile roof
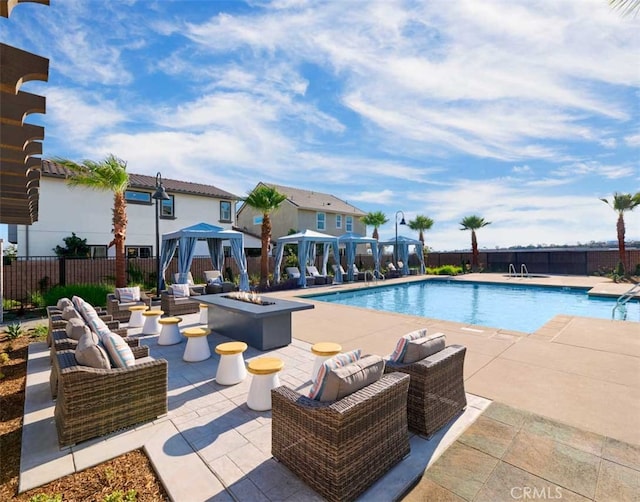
[263,182,365,215]
[41,159,240,200]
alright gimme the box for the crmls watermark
[511,486,563,499]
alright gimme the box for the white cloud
[624,133,640,147]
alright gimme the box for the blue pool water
[308,280,640,333]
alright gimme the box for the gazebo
[378,235,425,276]
[273,230,343,288]
[338,232,380,281]
[160,222,250,291]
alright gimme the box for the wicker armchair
[272,372,410,502]
[49,329,141,399]
[106,292,152,322]
[160,290,200,316]
[384,344,467,438]
[54,347,168,447]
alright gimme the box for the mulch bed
[0,325,169,501]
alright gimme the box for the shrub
[43,283,114,308]
[2,298,21,310]
[103,490,137,502]
[31,324,49,339]
[426,265,462,276]
[29,495,62,502]
[5,322,23,340]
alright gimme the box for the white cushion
[403,333,446,363]
[286,267,301,279]
[101,332,135,368]
[170,284,190,297]
[116,286,141,302]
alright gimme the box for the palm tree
[609,0,640,16]
[408,215,434,250]
[54,154,130,288]
[244,185,287,287]
[600,192,640,274]
[361,211,388,240]
[459,215,491,269]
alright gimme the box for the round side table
[246,357,284,411]
[215,341,248,385]
[310,342,342,381]
[158,316,183,345]
[142,309,164,335]
[183,327,211,362]
[128,305,149,328]
[199,303,208,325]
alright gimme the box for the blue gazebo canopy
[160,222,249,291]
[378,235,425,275]
[273,229,342,287]
[337,232,380,281]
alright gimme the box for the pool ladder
[612,283,640,320]
[508,263,530,278]
[364,270,384,286]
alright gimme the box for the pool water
[308,280,640,333]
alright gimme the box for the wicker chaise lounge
[271,372,410,502]
[54,347,168,447]
[385,344,467,437]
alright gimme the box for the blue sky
[3,0,639,251]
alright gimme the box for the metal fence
[2,249,639,313]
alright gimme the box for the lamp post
[395,210,406,269]
[152,172,170,297]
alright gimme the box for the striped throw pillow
[102,332,135,368]
[389,329,428,363]
[116,286,141,302]
[308,349,362,400]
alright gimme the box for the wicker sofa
[384,344,467,437]
[106,291,152,323]
[49,328,141,399]
[54,347,168,447]
[271,372,410,502]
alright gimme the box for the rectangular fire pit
[195,293,314,350]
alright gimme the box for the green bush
[5,322,23,340]
[103,490,137,502]
[2,298,21,310]
[426,265,462,276]
[43,283,114,308]
[29,495,62,502]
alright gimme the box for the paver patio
[18,274,640,500]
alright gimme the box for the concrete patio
[19,274,640,500]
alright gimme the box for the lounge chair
[173,272,206,295]
[203,270,236,294]
[352,264,366,281]
[386,262,401,279]
[161,285,201,316]
[107,286,152,322]
[306,265,329,285]
[285,267,315,285]
[272,370,410,502]
[384,331,467,437]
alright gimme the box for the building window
[336,214,342,229]
[220,201,232,222]
[253,215,263,225]
[346,216,353,232]
[126,246,152,258]
[317,212,326,231]
[160,195,174,218]
[88,245,107,258]
[125,190,151,204]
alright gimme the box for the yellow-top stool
[182,327,211,362]
[246,357,284,411]
[128,305,149,328]
[141,309,164,335]
[157,316,183,345]
[310,342,342,381]
[215,341,248,385]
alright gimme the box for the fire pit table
[195,293,314,350]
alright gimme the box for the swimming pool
[307,280,639,333]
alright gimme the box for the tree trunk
[471,230,478,267]
[261,214,271,287]
[617,213,626,273]
[113,192,128,288]
[373,227,379,240]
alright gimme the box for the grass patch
[43,284,114,309]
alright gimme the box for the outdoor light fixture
[152,172,170,297]
[395,210,406,269]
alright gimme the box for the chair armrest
[131,345,149,358]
